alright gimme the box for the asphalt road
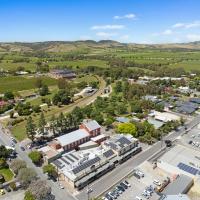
[0,125,77,200]
[76,114,200,200]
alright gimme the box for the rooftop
[163,175,193,195]
[160,195,191,200]
[56,129,90,147]
[82,120,101,131]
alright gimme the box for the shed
[163,174,193,195]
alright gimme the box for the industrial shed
[163,174,193,195]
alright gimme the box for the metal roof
[83,120,101,131]
[163,175,193,195]
[116,117,130,123]
[72,156,101,174]
[159,195,191,200]
[56,129,89,147]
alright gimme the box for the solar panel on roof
[52,160,64,169]
[60,157,70,165]
[177,162,199,175]
[117,137,131,148]
[103,149,114,158]
[65,155,75,163]
[72,156,101,174]
[69,153,79,160]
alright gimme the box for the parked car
[105,194,113,200]
[119,182,128,189]
[108,192,117,199]
[20,146,25,151]
[5,186,11,192]
[123,180,131,187]
[135,196,142,200]
[116,185,125,192]
[153,179,161,186]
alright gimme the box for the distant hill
[1,40,200,52]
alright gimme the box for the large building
[52,134,141,189]
[54,129,90,151]
[79,120,101,137]
[49,69,76,79]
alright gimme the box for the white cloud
[162,29,173,35]
[96,32,118,38]
[152,29,173,36]
[114,13,136,20]
[172,21,200,29]
[186,34,200,41]
[172,23,185,28]
[91,25,125,30]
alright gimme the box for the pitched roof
[83,120,101,131]
[56,129,89,147]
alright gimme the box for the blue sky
[0,0,200,43]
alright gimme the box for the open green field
[0,168,13,181]
[172,60,200,71]
[0,76,57,93]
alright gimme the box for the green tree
[38,112,46,135]
[24,191,36,200]
[4,91,14,100]
[39,85,49,96]
[117,122,137,136]
[10,159,27,175]
[43,164,57,178]
[17,168,37,188]
[26,117,36,142]
[28,151,42,165]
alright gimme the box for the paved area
[0,190,24,200]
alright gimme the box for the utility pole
[86,184,93,200]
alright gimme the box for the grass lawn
[0,76,58,93]
[0,168,13,182]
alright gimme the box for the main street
[76,114,200,200]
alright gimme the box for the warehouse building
[163,175,193,195]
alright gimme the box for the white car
[135,196,143,200]
[153,179,161,186]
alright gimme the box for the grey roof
[176,106,196,114]
[163,175,193,195]
[190,98,200,104]
[159,195,191,200]
[56,129,89,147]
[148,118,164,129]
[116,117,130,123]
[83,120,101,131]
[72,156,101,174]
